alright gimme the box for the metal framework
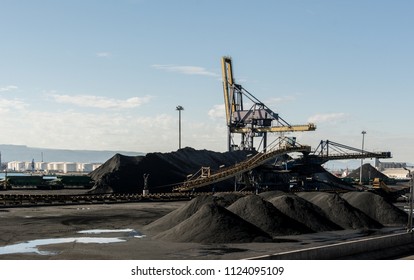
[221,56,316,152]
[306,140,392,164]
[174,137,311,192]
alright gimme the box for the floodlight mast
[221,56,316,152]
[176,105,184,149]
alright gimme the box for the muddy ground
[0,198,411,260]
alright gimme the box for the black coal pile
[88,147,358,194]
[227,195,313,236]
[346,163,388,181]
[153,203,272,243]
[144,194,242,233]
[341,191,407,226]
[297,192,382,229]
[145,191,405,244]
[261,192,342,232]
[89,147,252,194]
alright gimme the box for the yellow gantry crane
[221,56,316,151]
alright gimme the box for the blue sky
[0,0,413,162]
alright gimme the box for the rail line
[0,191,254,208]
[0,192,192,208]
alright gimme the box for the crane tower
[221,56,316,151]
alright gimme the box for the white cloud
[50,94,151,109]
[96,52,111,57]
[0,85,18,93]
[0,98,27,112]
[266,95,297,106]
[151,64,219,77]
[0,99,228,153]
[208,104,225,119]
[307,113,347,123]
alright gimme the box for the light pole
[404,168,413,232]
[360,131,366,185]
[176,105,184,149]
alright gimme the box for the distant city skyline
[0,1,413,162]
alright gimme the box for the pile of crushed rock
[144,191,407,244]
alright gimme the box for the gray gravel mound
[341,191,407,226]
[227,195,313,236]
[153,203,272,243]
[297,192,383,229]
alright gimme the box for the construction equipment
[221,56,316,152]
[370,177,409,202]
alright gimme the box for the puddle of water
[0,228,145,256]
[78,228,146,238]
[0,237,125,256]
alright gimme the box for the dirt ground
[0,199,410,260]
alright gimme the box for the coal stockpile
[346,163,389,181]
[144,194,239,233]
[89,148,356,194]
[227,195,313,236]
[144,191,399,244]
[261,192,342,232]
[341,191,407,226]
[153,203,272,243]
[88,148,252,194]
[297,192,382,229]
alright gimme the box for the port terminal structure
[174,57,316,192]
[221,56,316,152]
[174,137,311,192]
[302,140,392,165]
[174,57,392,193]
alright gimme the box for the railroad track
[0,192,197,208]
[0,191,254,208]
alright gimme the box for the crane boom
[221,56,234,126]
[221,56,316,151]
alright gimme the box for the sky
[0,0,413,163]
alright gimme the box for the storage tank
[63,162,77,173]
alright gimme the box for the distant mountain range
[0,144,144,163]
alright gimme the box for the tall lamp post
[404,168,413,232]
[360,131,367,185]
[176,105,184,149]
